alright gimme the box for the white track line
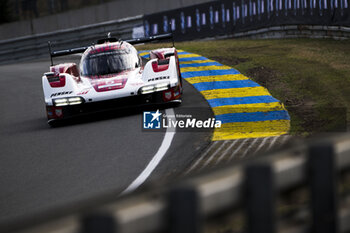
[215,140,239,165]
[228,138,249,161]
[200,141,229,170]
[253,136,270,154]
[121,108,176,195]
[266,136,280,151]
[279,135,290,146]
[240,137,260,158]
[186,141,219,174]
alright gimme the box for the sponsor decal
[164,91,172,100]
[77,89,89,95]
[55,109,63,117]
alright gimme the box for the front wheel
[169,99,182,108]
[47,119,58,127]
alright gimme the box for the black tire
[47,119,58,127]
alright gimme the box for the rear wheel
[169,99,182,107]
[47,119,58,127]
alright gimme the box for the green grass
[138,39,350,136]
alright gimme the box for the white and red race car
[42,34,182,125]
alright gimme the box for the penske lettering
[51,91,73,97]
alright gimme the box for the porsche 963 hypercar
[42,34,182,125]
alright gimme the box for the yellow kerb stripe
[181,65,232,73]
[139,52,149,57]
[185,74,248,84]
[201,86,271,100]
[212,120,290,140]
[178,54,202,58]
[180,59,215,64]
[212,102,284,115]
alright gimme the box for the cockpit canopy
[80,43,141,77]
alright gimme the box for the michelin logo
[143,110,162,129]
[143,109,222,129]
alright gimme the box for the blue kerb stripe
[179,57,209,62]
[193,80,260,91]
[139,51,188,55]
[138,50,150,53]
[216,110,290,124]
[138,51,150,58]
[208,96,280,107]
[140,51,193,59]
[182,69,240,78]
[180,62,223,68]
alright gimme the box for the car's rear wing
[48,33,174,66]
[125,33,174,46]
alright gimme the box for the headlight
[53,97,84,106]
[140,85,155,94]
[155,83,169,91]
[68,97,83,105]
[140,82,170,94]
[53,98,68,106]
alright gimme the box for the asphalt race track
[0,57,212,225]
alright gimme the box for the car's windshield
[81,47,140,76]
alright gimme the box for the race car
[42,33,182,125]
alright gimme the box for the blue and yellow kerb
[139,50,290,140]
